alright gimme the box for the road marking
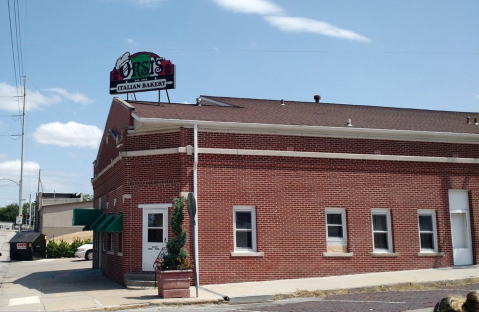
[94,298,104,306]
[321,299,406,304]
[235,310,277,312]
[8,296,40,306]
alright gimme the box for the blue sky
[0,0,478,207]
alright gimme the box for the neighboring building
[37,192,93,238]
[0,221,14,230]
[81,96,479,286]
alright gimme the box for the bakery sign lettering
[109,52,176,95]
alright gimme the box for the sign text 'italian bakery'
[109,52,175,95]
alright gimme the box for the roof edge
[134,118,479,144]
[113,97,135,111]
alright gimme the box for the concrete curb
[226,295,273,304]
[73,298,224,311]
[272,278,479,300]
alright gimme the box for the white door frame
[139,204,171,272]
[448,190,473,266]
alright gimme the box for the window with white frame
[233,206,257,252]
[118,232,123,254]
[371,209,393,252]
[418,210,438,252]
[102,232,106,251]
[94,232,98,251]
[107,233,114,252]
[325,208,347,252]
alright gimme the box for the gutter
[193,124,200,289]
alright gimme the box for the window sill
[230,251,264,257]
[107,251,114,255]
[117,252,123,257]
[417,252,444,257]
[322,252,354,257]
[370,252,400,257]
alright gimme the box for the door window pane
[148,229,163,243]
[451,213,468,248]
[148,214,163,227]
[236,212,252,229]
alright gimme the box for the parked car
[75,242,93,260]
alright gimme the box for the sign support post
[187,193,198,298]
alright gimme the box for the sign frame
[109,51,175,95]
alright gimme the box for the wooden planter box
[156,270,192,298]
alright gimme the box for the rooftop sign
[109,52,175,95]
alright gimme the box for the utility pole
[18,76,26,232]
[28,194,32,229]
[35,168,41,232]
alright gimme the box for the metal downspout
[194,124,200,290]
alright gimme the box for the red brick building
[85,95,479,286]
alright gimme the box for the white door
[142,207,168,271]
[448,190,473,266]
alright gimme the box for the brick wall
[95,99,133,176]
[196,153,479,284]
[93,117,479,286]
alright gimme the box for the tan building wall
[39,200,94,238]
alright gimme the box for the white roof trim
[92,145,479,182]
[114,97,135,110]
[133,117,479,144]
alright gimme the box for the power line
[0,41,477,55]
[40,177,92,187]
[7,0,19,107]
[14,0,24,77]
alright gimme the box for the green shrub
[46,238,91,258]
[157,197,192,270]
[46,240,59,258]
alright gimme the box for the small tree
[82,194,93,202]
[158,197,191,270]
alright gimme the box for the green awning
[72,209,102,226]
[89,213,106,231]
[96,214,115,232]
[105,213,123,232]
[82,225,91,231]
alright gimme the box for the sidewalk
[0,258,478,311]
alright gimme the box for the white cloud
[127,38,137,44]
[0,160,40,180]
[211,0,284,15]
[43,88,94,104]
[0,159,41,207]
[131,0,164,7]
[0,82,61,112]
[0,82,93,112]
[264,16,371,42]
[33,121,102,149]
[39,170,93,195]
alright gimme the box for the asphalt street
[123,285,479,312]
[0,230,476,312]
